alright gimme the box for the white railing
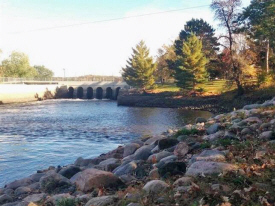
[0,77,123,84]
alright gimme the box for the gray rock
[156,155,177,168]
[143,180,169,194]
[14,187,31,196]
[124,193,141,202]
[259,131,275,140]
[28,182,40,191]
[119,174,136,184]
[151,145,160,153]
[127,203,141,206]
[58,165,81,179]
[148,151,172,163]
[113,161,137,176]
[133,145,152,160]
[70,169,123,192]
[243,117,262,124]
[149,169,159,179]
[23,193,46,203]
[207,123,220,135]
[173,177,193,186]
[95,158,121,172]
[186,161,238,177]
[29,173,45,182]
[4,189,14,196]
[259,123,271,131]
[158,138,179,150]
[45,193,74,205]
[130,139,144,147]
[241,128,253,135]
[243,104,261,110]
[203,131,224,141]
[144,136,165,145]
[158,162,186,177]
[40,171,71,193]
[123,143,140,157]
[190,150,226,163]
[74,157,95,167]
[0,194,13,205]
[195,117,207,123]
[224,131,236,139]
[85,195,118,206]
[174,142,189,158]
[5,178,33,190]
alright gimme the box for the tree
[211,0,245,95]
[173,34,208,90]
[238,0,275,73]
[155,44,176,84]
[174,18,220,78]
[34,65,54,79]
[122,41,156,89]
[1,51,37,77]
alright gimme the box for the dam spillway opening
[96,87,103,99]
[86,87,93,99]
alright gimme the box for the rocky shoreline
[1,98,275,206]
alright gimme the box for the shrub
[175,128,199,137]
[56,198,77,206]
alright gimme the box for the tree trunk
[266,39,270,73]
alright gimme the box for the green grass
[150,80,234,94]
[151,83,180,93]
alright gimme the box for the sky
[0,0,251,77]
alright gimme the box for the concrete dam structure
[0,80,129,104]
[58,81,128,100]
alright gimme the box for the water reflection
[0,100,211,186]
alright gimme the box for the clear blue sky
[0,0,251,77]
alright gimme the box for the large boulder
[39,171,72,193]
[259,131,275,140]
[156,155,178,168]
[113,161,137,176]
[190,150,226,163]
[203,131,224,142]
[85,195,118,206]
[5,178,33,190]
[133,146,152,160]
[147,151,172,163]
[186,161,238,177]
[0,194,13,205]
[123,143,140,157]
[174,142,189,158]
[158,162,186,177]
[207,123,220,135]
[58,165,81,179]
[14,186,31,196]
[143,180,169,194]
[23,193,46,203]
[70,169,123,192]
[158,138,179,150]
[95,158,121,172]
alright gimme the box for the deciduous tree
[1,51,37,78]
[34,65,54,79]
[211,0,245,95]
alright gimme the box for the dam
[0,78,129,104]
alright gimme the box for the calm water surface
[0,99,211,186]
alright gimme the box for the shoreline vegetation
[1,96,275,206]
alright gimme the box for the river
[0,99,211,187]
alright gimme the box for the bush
[56,198,77,206]
[174,128,199,137]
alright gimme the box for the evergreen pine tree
[122,41,156,89]
[174,34,208,90]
